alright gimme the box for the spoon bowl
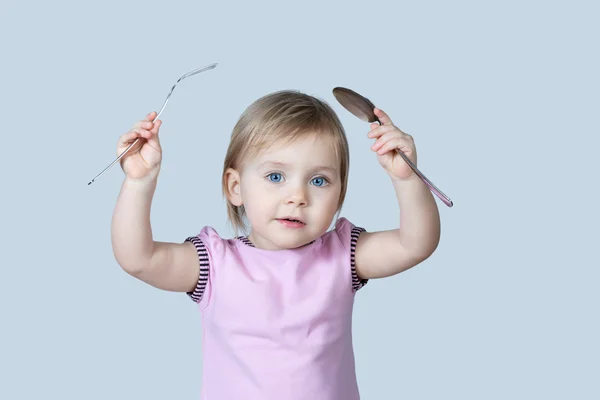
[333,87,378,123]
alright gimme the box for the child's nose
[285,185,308,206]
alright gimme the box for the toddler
[111,90,441,399]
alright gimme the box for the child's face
[239,133,342,250]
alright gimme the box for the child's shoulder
[322,217,366,248]
[332,216,355,231]
[187,225,241,252]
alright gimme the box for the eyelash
[265,172,330,187]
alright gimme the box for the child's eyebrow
[258,161,338,174]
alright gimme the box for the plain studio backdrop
[1,0,598,398]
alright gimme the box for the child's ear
[224,168,243,206]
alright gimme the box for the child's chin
[271,233,313,249]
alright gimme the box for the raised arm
[110,112,199,292]
[354,108,441,279]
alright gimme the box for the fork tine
[179,63,218,82]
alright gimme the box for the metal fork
[87,63,218,185]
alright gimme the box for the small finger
[380,138,415,156]
[376,138,402,155]
[133,120,154,130]
[119,131,137,144]
[372,130,403,151]
[136,128,153,137]
[119,130,145,145]
[374,108,394,125]
[367,124,393,139]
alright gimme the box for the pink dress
[185,217,368,400]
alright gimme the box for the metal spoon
[333,87,453,207]
[87,63,218,185]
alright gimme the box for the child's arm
[112,178,199,292]
[354,108,441,279]
[111,112,200,292]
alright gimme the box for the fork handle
[87,112,162,184]
[87,139,141,184]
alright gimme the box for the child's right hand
[117,111,163,181]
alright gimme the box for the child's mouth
[277,218,306,228]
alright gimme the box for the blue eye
[311,177,328,187]
[267,173,283,183]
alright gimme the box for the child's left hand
[367,108,417,181]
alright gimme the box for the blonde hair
[222,90,350,234]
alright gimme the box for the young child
[111,90,441,399]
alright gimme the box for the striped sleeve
[350,226,368,292]
[184,236,209,303]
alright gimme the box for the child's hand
[367,108,416,181]
[117,111,163,181]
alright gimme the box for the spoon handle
[395,149,453,207]
[373,117,453,207]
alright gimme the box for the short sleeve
[335,217,369,292]
[350,225,368,292]
[184,235,210,303]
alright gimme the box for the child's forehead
[244,133,340,168]
[259,133,335,156]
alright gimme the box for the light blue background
[1,0,598,398]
